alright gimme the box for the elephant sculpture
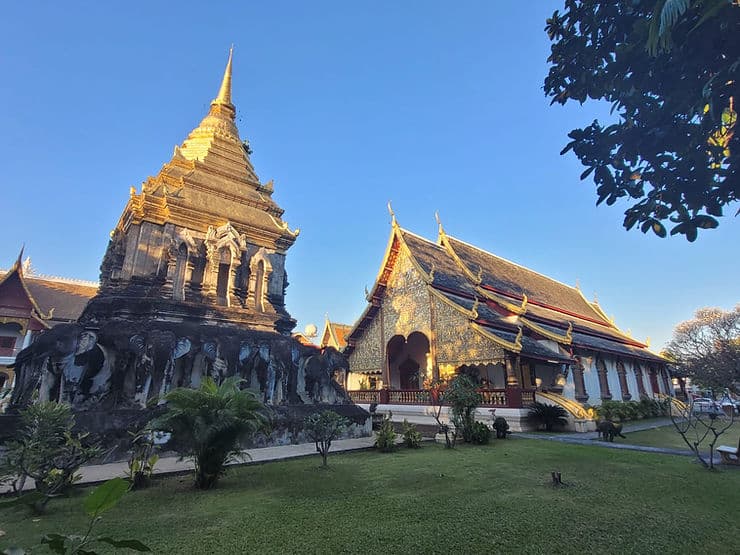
[298,346,350,404]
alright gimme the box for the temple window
[173,243,188,301]
[216,247,232,306]
[254,260,265,311]
[0,323,21,356]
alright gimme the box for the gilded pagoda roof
[117,49,298,251]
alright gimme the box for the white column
[22,330,33,349]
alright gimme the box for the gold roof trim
[428,287,477,319]
[476,286,528,315]
[438,228,481,285]
[519,317,572,345]
[471,322,523,353]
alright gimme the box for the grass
[2,439,740,554]
[626,421,740,451]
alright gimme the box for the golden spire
[213,46,234,107]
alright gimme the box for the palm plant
[152,377,268,489]
[528,402,569,432]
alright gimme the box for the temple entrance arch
[386,331,431,390]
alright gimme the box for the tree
[668,397,735,469]
[444,374,483,443]
[666,305,740,393]
[152,377,268,489]
[545,1,739,241]
[304,410,349,467]
[3,402,100,513]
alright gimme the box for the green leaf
[96,537,151,552]
[41,533,69,554]
[83,478,129,517]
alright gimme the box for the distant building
[319,317,351,351]
[0,254,98,390]
[344,215,670,430]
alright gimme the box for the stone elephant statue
[298,346,350,404]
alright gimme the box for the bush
[304,410,349,467]
[375,413,396,452]
[3,402,100,512]
[402,419,422,448]
[528,402,569,432]
[126,429,159,490]
[469,421,491,445]
[446,375,482,443]
[152,377,268,489]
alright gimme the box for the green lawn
[626,421,740,451]
[2,440,740,554]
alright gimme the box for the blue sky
[1,1,737,349]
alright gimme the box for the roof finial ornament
[593,292,599,303]
[575,278,581,291]
[514,326,523,350]
[475,265,483,286]
[435,211,445,239]
[213,45,234,107]
[471,297,479,320]
[520,293,528,312]
[364,285,371,301]
[645,336,651,347]
[387,201,398,227]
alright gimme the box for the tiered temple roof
[115,48,298,252]
[346,215,664,364]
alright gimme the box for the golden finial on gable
[387,201,397,227]
[514,326,523,350]
[645,336,651,347]
[520,293,528,313]
[593,292,599,303]
[475,265,483,286]
[471,297,479,320]
[129,186,136,197]
[364,285,371,301]
[575,278,581,291]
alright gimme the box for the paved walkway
[516,418,697,457]
[1,435,378,493]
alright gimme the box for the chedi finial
[213,46,234,107]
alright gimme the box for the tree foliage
[152,377,268,489]
[545,0,739,241]
[2,402,100,513]
[304,410,349,467]
[666,305,740,393]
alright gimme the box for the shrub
[469,421,491,445]
[402,419,422,448]
[152,376,268,489]
[126,429,159,490]
[4,402,100,512]
[375,413,396,452]
[445,374,482,443]
[304,410,349,467]
[528,402,569,432]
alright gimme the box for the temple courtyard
[2,439,739,554]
